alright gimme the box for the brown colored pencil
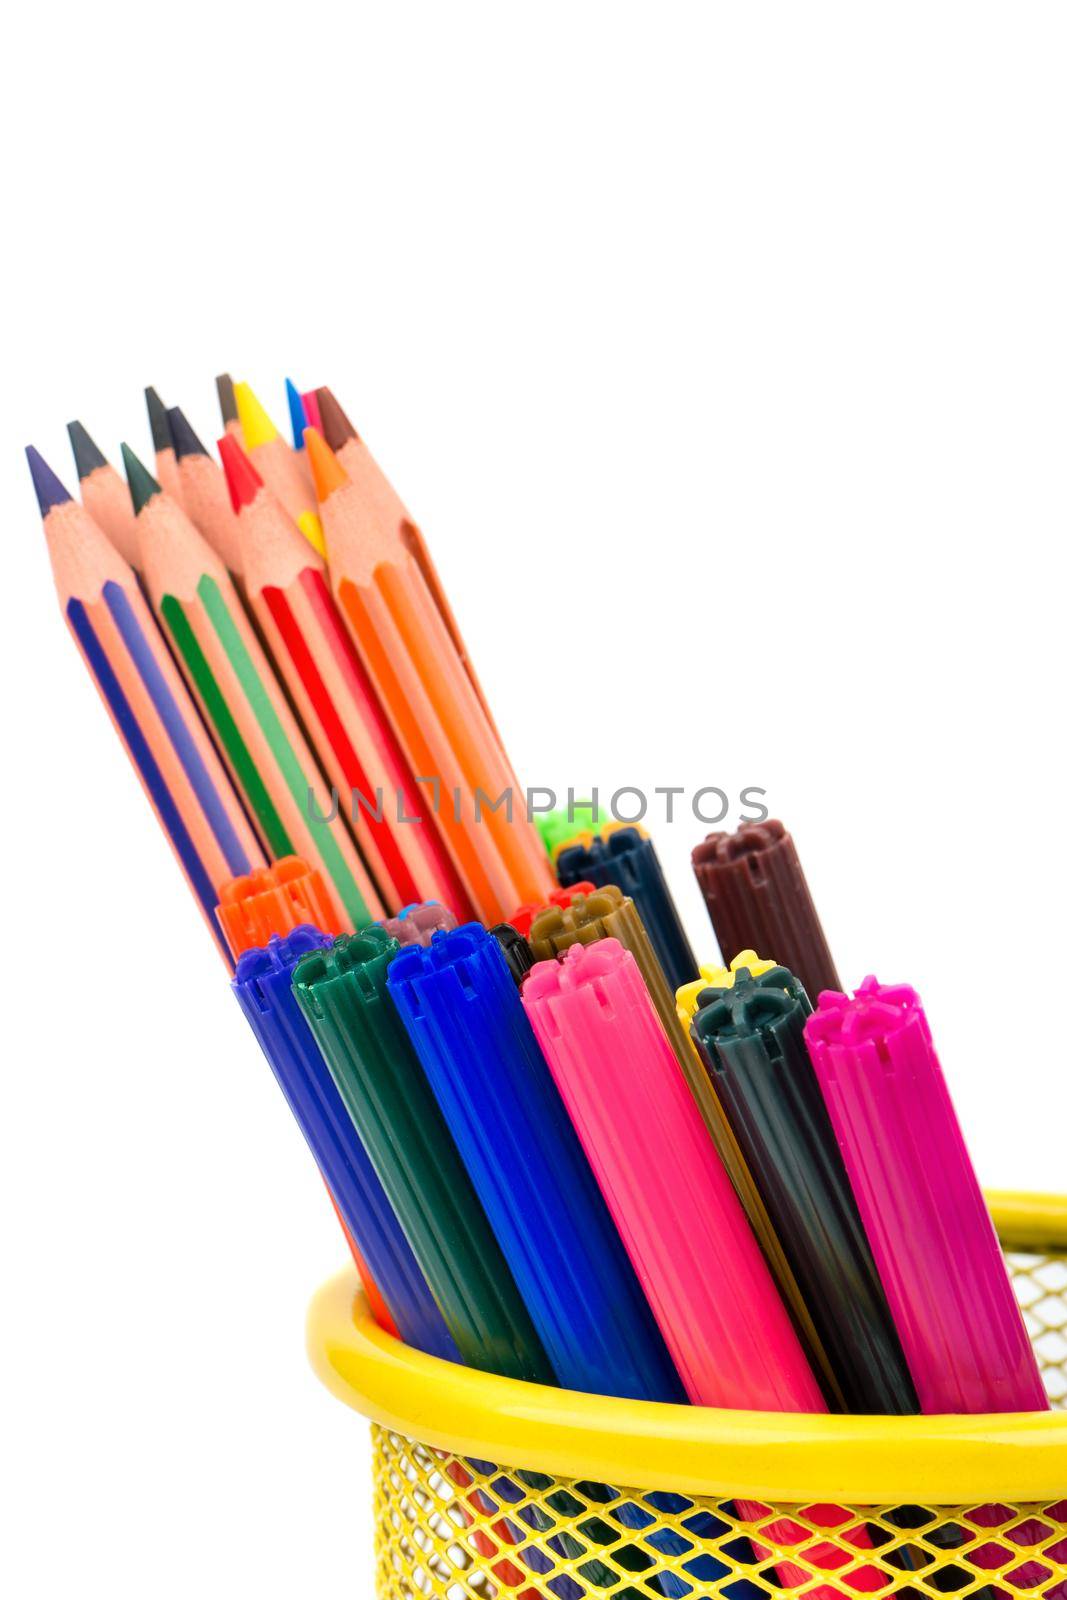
[216,373,242,440]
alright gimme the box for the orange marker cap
[216,855,345,959]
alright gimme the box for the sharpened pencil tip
[168,406,210,461]
[234,382,278,450]
[121,442,162,515]
[315,387,360,451]
[26,446,73,517]
[144,387,174,453]
[286,378,308,450]
[218,434,263,514]
[216,373,238,426]
[304,426,349,504]
[67,420,108,481]
[302,389,322,432]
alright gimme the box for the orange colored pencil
[67,422,141,571]
[315,385,504,745]
[233,382,324,555]
[306,427,552,924]
[218,434,474,920]
[28,447,265,960]
[122,444,383,932]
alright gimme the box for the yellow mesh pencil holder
[307,1192,1067,1598]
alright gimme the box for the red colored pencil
[219,435,473,919]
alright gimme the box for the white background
[2,4,1064,1595]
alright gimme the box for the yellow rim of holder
[306,1191,1067,1504]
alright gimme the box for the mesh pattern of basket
[308,1194,1067,1599]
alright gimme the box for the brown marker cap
[691,820,840,1002]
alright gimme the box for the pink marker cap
[805,978,1046,1414]
[523,939,825,1413]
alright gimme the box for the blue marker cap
[387,924,683,1402]
[557,827,698,992]
[233,924,457,1362]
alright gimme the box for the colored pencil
[315,385,503,743]
[218,434,473,919]
[233,382,324,555]
[306,427,552,925]
[301,388,322,434]
[122,444,382,931]
[28,447,264,959]
[692,965,918,1414]
[217,855,345,961]
[144,386,184,508]
[67,421,141,571]
[389,924,684,1401]
[806,977,1047,1413]
[292,926,554,1384]
[216,373,241,439]
[234,924,459,1362]
[523,939,825,1411]
[168,407,244,577]
[286,379,308,450]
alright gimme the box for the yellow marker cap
[675,950,777,1033]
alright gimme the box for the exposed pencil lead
[67,420,108,481]
[302,389,322,432]
[26,446,73,517]
[168,406,210,461]
[234,382,278,451]
[304,426,349,504]
[144,386,174,453]
[316,386,360,451]
[121,442,162,515]
[216,372,238,426]
[218,434,264,515]
[286,378,308,450]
